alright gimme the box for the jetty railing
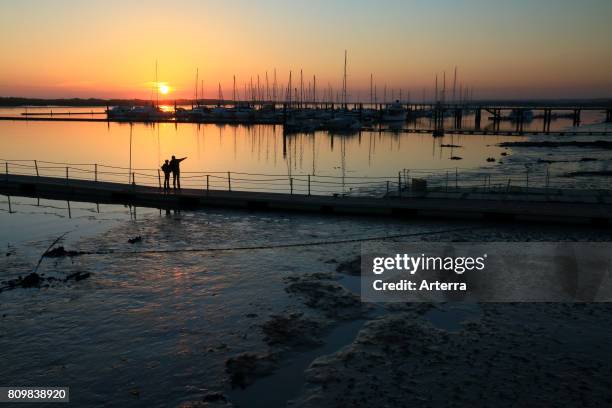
[1,158,609,198]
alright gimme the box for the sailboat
[176,68,211,121]
[381,99,407,122]
[324,51,361,132]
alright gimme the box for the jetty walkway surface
[1,173,611,225]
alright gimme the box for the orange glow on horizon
[1,1,611,100]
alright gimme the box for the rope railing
[1,158,610,198]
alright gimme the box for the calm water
[1,107,612,407]
[1,107,609,191]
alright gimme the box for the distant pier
[1,102,610,135]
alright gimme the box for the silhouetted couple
[161,155,187,191]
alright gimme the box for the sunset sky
[1,0,611,100]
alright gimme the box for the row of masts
[433,66,475,105]
[182,56,476,107]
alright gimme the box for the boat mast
[195,68,199,107]
[155,60,159,107]
[435,74,438,103]
[342,50,347,109]
[287,70,292,107]
[370,73,373,106]
[313,75,316,105]
[300,69,304,108]
[257,74,261,104]
[442,71,446,104]
[273,68,277,102]
[452,66,457,103]
[233,75,236,104]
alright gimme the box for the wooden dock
[1,174,610,225]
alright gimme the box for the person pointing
[169,155,187,190]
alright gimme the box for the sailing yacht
[381,100,407,122]
[324,50,361,131]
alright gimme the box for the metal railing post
[228,171,231,191]
[308,174,311,196]
[34,160,39,177]
[406,170,410,192]
[206,175,210,194]
[445,171,449,192]
[455,167,458,190]
[290,177,293,195]
[398,172,401,197]
[132,172,135,186]
[5,162,8,182]
[157,169,161,189]
[94,164,98,182]
[66,167,69,184]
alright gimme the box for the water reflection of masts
[340,136,347,193]
[233,126,237,160]
[312,133,316,175]
[368,132,372,167]
[273,125,278,166]
[129,123,133,184]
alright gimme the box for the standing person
[169,155,187,190]
[161,159,171,191]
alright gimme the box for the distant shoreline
[1,97,611,108]
[0,97,207,107]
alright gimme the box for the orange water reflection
[0,120,514,178]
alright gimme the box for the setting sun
[159,84,169,95]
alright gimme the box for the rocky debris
[499,140,612,149]
[1,270,91,293]
[225,353,279,389]
[291,304,612,408]
[262,312,327,349]
[178,392,233,408]
[11,272,43,288]
[43,246,87,258]
[1,273,52,292]
[486,157,496,162]
[335,256,361,276]
[128,236,142,244]
[66,271,91,281]
[284,273,367,319]
[450,156,463,160]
